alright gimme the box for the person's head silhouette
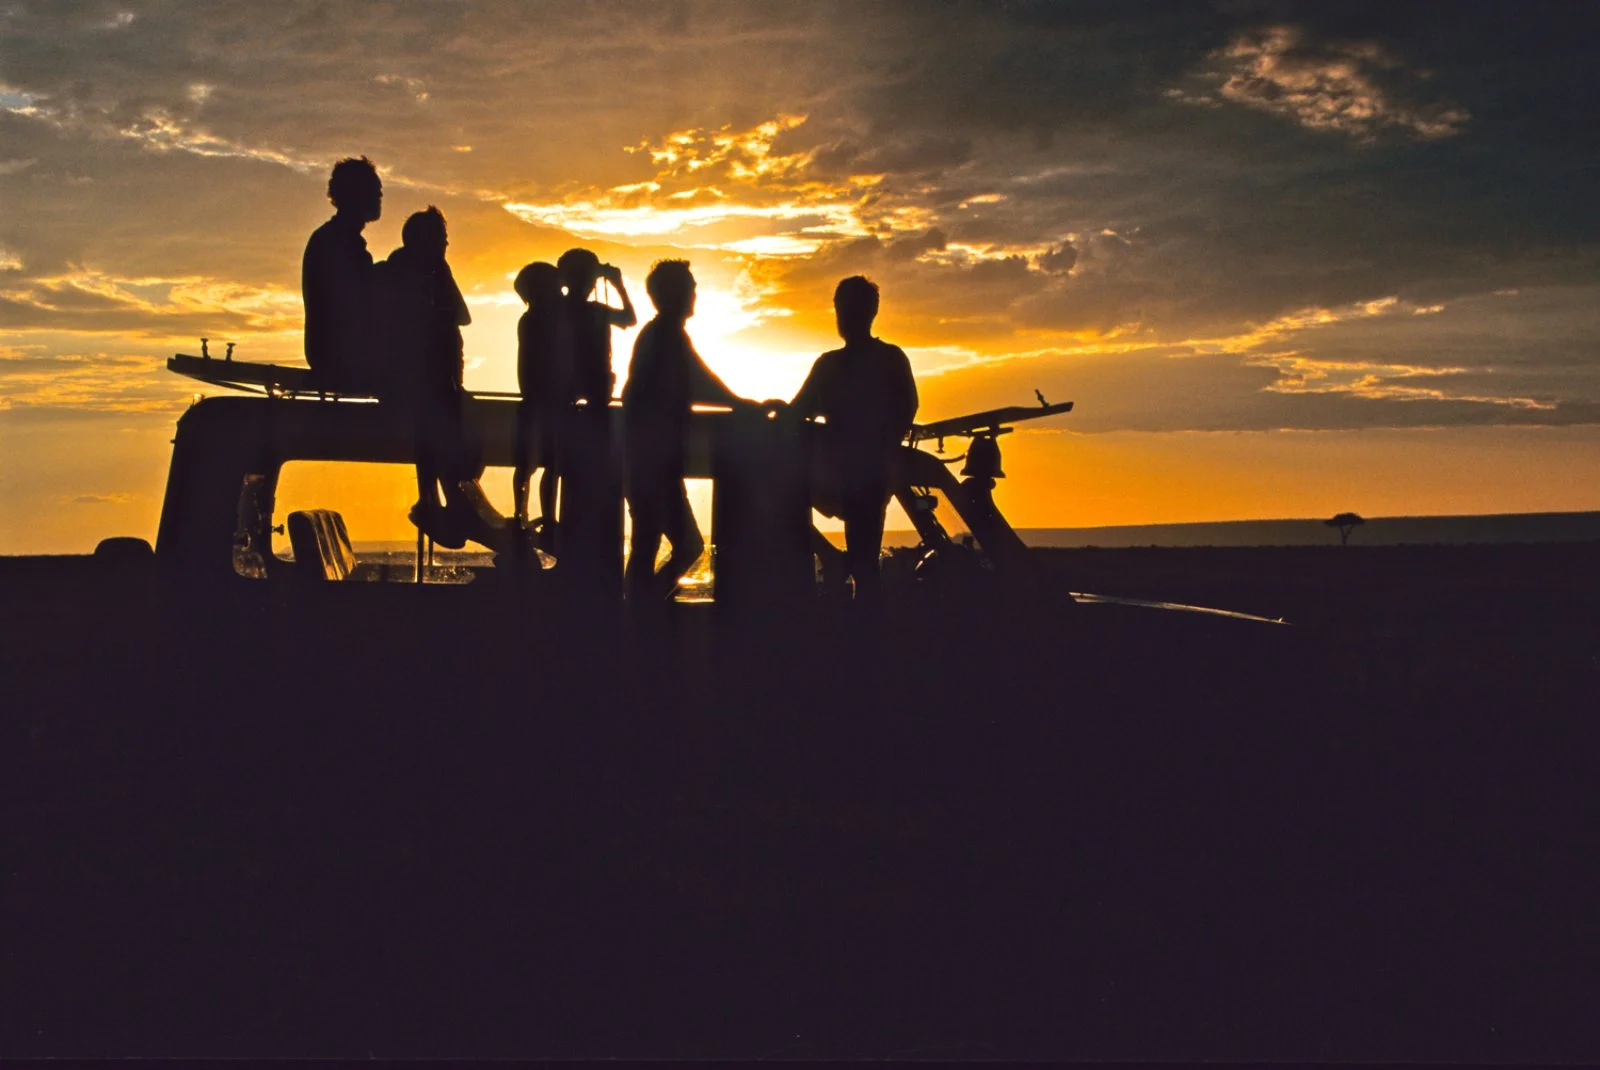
[834,275,879,343]
[645,259,696,322]
[558,248,602,300]
[514,262,561,308]
[401,206,448,260]
[328,156,382,225]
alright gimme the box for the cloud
[1172,26,1469,141]
[1246,353,1554,410]
[1035,242,1077,274]
[62,492,135,505]
[915,341,1600,436]
[374,73,429,104]
[0,1,1595,438]
[502,114,903,255]
[886,228,947,261]
[0,345,185,415]
[0,269,302,338]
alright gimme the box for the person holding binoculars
[556,247,636,408]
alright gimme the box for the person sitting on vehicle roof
[301,156,383,392]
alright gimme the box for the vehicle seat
[286,509,357,581]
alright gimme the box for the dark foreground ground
[4,543,1599,1060]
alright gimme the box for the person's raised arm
[600,264,637,330]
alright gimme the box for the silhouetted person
[376,206,474,545]
[558,248,636,409]
[302,156,382,391]
[791,275,918,603]
[623,260,752,602]
[512,261,573,536]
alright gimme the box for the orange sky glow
[3,5,1597,553]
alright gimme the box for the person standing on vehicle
[622,259,754,602]
[375,207,474,545]
[789,275,918,603]
[558,248,636,410]
[512,261,573,538]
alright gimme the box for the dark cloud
[885,228,947,261]
[1036,242,1077,274]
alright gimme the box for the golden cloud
[0,269,302,339]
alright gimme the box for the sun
[674,279,820,405]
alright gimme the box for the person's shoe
[506,521,542,560]
[533,517,559,555]
[409,500,468,550]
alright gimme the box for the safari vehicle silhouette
[156,343,1074,600]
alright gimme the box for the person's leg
[416,463,436,512]
[538,469,559,522]
[537,412,565,549]
[538,420,561,524]
[512,403,533,525]
[512,465,532,526]
[437,391,471,515]
[811,524,849,597]
[625,482,667,602]
[657,476,705,600]
[411,446,462,547]
[410,398,472,549]
[842,481,889,603]
[413,408,439,511]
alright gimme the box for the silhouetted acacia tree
[1326,512,1365,546]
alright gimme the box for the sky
[2,0,1599,553]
